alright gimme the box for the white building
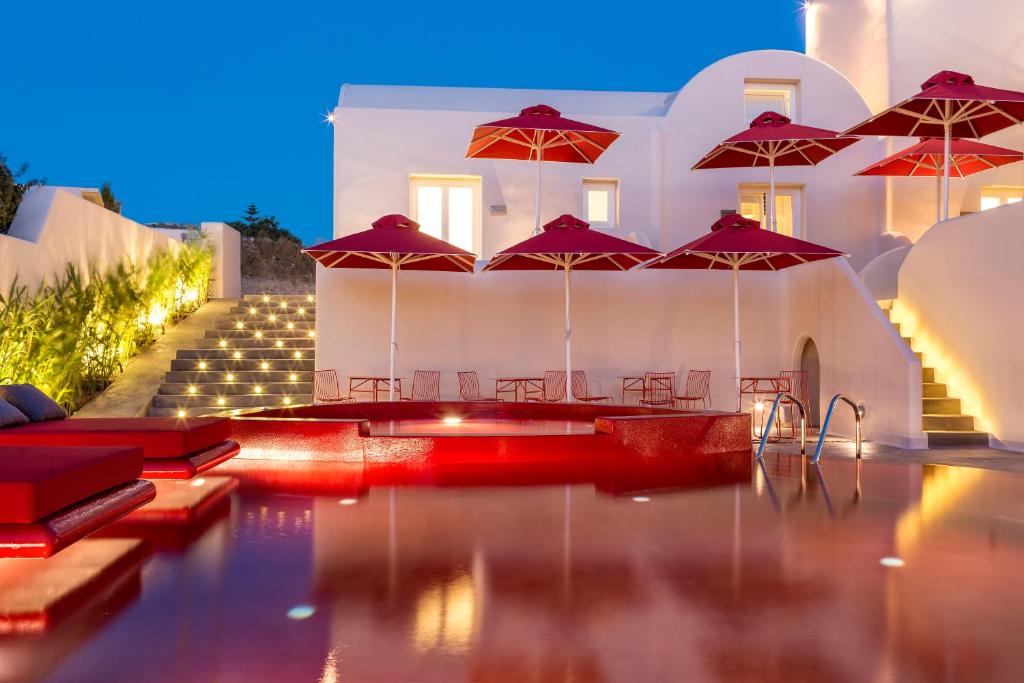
[320,0,1024,451]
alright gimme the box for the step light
[275,341,283,348]
[262,295,270,302]
[254,385,263,394]
[288,373,297,382]
[249,307,257,315]
[307,331,315,338]
[306,295,314,302]
[218,340,227,348]
[269,314,277,322]
[297,308,305,315]
[188,385,197,394]
[217,397,226,406]
[261,361,269,370]
[236,321,244,329]
[226,373,235,381]
[177,409,186,418]
[283,397,292,405]
[293,351,303,359]
[233,351,242,359]
[255,331,263,338]
[198,361,207,370]
[286,322,294,329]
[279,301,287,308]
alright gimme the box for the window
[738,184,802,238]
[409,176,482,253]
[582,179,618,229]
[744,80,798,122]
[980,185,1024,211]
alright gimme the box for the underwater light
[190,478,206,487]
[632,496,651,503]
[287,605,316,620]
[442,416,463,425]
[338,498,358,506]
[880,557,905,568]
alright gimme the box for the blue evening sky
[2,0,805,244]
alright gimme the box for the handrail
[812,394,865,464]
[754,392,806,461]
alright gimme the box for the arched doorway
[800,338,821,427]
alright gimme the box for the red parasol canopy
[692,112,858,231]
[466,105,621,234]
[304,214,475,272]
[855,138,1023,178]
[644,214,844,409]
[304,215,476,399]
[485,215,659,401]
[844,70,1024,220]
[466,105,620,164]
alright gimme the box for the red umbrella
[304,214,476,400]
[844,70,1024,220]
[466,105,621,234]
[484,214,660,401]
[643,214,844,410]
[855,137,1024,222]
[692,111,859,232]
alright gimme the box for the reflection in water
[25,454,1024,682]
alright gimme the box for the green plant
[0,155,45,234]
[100,181,121,214]
[0,242,212,412]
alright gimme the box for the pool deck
[764,437,1024,475]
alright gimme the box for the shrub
[0,155,45,234]
[0,243,212,412]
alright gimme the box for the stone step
[926,430,990,447]
[221,313,314,323]
[176,348,310,360]
[922,396,962,414]
[159,382,312,396]
[902,336,913,347]
[922,382,948,398]
[152,393,310,409]
[165,370,312,383]
[215,320,315,331]
[205,329,316,340]
[922,367,935,383]
[891,321,901,335]
[194,338,314,350]
[170,358,314,372]
[242,294,315,303]
[922,413,975,431]
[230,305,315,315]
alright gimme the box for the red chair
[526,371,567,403]
[640,371,675,407]
[778,370,809,437]
[402,370,441,401]
[571,371,610,403]
[674,370,711,410]
[313,369,354,404]
[458,371,503,402]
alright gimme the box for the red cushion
[0,418,231,459]
[0,446,143,523]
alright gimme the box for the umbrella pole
[935,171,942,224]
[769,156,777,232]
[732,265,742,413]
[389,261,398,401]
[942,121,952,221]
[534,155,543,236]
[564,264,573,403]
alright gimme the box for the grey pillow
[0,398,30,428]
[0,384,67,422]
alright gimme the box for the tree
[0,155,45,234]
[100,181,121,214]
[227,203,301,245]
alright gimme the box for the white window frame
[743,79,799,123]
[980,185,1024,211]
[737,183,805,239]
[408,175,483,255]
[582,178,619,229]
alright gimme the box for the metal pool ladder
[754,392,864,463]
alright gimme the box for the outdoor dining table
[494,376,544,402]
[349,376,404,402]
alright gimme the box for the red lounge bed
[0,446,156,558]
[0,417,240,479]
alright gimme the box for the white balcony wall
[896,201,1024,451]
[0,186,181,293]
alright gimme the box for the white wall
[787,259,926,448]
[808,0,1024,241]
[895,201,1024,451]
[0,186,181,293]
[316,266,791,412]
[152,222,242,298]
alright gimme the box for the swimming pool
[8,452,1024,682]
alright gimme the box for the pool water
[16,454,1024,683]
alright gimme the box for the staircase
[880,301,988,447]
[148,294,316,417]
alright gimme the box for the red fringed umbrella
[845,70,1024,220]
[466,105,621,234]
[692,111,858,232]
[643,214,844,410]
[304,214,476,400]
[855,137,1024,222]
[484,214,659,401]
